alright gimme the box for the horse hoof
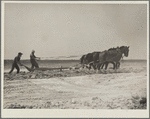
[103,70,107,73]
[114,69,117,73]
[97,70,102,73]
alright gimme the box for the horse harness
[101,48,123,64]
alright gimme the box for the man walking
[30,50,40,69]
[9,52,23,74]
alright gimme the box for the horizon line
[4,59,147,61]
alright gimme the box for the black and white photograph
[1,1,149,118]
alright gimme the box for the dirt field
[3,64,147,109]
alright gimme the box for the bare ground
[3,67,147,109]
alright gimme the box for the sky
[3,2,148,60]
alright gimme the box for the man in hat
[30,50,40,70]
[9,52,23,74]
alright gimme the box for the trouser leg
[35,61,39,68]
[9,63,15,74]
[31,60,39,69]
[31,64,34,69]
[15,64,20,73]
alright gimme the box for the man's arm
[33,54,40,60]
[31,54,40,60]
[33,54,37,58]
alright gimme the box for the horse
[97,46,129,71]
[91,51,118,70]
[80,53,96,70]
[80,51,116,70]
[100,47,121,70]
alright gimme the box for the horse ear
[128,46,130,48]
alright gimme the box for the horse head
[120,46,129,57]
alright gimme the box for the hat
[32,50,35,53]
[18,52,23,55]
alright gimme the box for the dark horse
[100,47,121,70]
[97,46,129,71]
[80,51,116,70]
[80,53,97,70]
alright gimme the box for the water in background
[4,59,147,72]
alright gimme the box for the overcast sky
[4,3,147,59]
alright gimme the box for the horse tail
[80,55,85,64]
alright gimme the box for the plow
[22,64,81,72]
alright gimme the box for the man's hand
[36,57,40,60]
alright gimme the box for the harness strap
[105,50,122,62]
[121,55,124,63]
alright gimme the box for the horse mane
[108,46,128,51]
[119,46,128,50]
[92,51,101,53]
[108,47,119,51]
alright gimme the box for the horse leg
[91,62,96,70]
[93,61,98,70]
[89,62,95,70]
[112,62,116,70]
[90,63,94,70]
[101,63,105,69]
[104,62,109,70]
[96,64,99,71]
[96,63,100,73]
[92,64,96,70]
[82,64,85,69]
[82,64,84,68]
[97,63,103,73]
[88,64,91,70]
[117,62,120,69]
[85,65,89,69]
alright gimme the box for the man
[30,50,40,69]
[9,52,23,74]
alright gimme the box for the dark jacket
[13,56,21,65]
